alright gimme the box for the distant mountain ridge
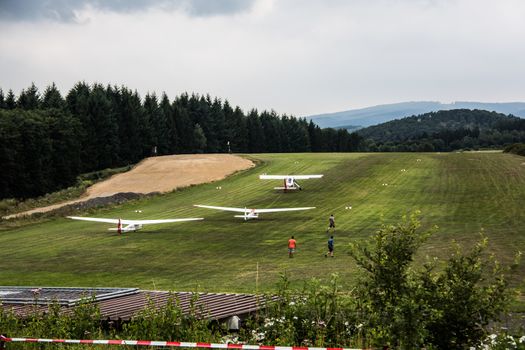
[306,101,525,129]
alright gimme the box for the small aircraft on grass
[67,216,203,234]
[259,174,324,191]
[193,205,315,220]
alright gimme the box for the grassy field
[1,152,524,299]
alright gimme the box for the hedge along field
[0,152,524,298]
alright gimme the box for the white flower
[487,334,498,346]
[289,301,295,306]
[519,335,525,343]
[293,316,298,320]
[264,318,275,327]
[344,321,349,326]
[507,335,516,346]
[356,323,363,329]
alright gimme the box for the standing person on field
[327,214,335,233]
[288,236,297,258]
[326,235,334,257]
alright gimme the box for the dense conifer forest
[0,83,362,199]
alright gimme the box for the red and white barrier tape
[0,335,365,350]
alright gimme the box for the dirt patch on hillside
[84,154,254,196]
[5,154,254,219]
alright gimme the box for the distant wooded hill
[356,109,525,152]
[307,101,525,129]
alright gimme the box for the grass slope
[0,152,524,296]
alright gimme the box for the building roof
[1,287,274,321]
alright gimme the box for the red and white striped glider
[67,216,203,234]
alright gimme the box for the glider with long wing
[259,174,323,191]
[67,216,203,234]
[193,205,315,220]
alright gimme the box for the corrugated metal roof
[1,290,275,321]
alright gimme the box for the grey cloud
[0,0,79,21]
[0,0,256,22]
[182,0,254,16]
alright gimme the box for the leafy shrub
[349,212,520,349]
[244,273,362,347]
[122,293,221,342]
[504,143,525,156]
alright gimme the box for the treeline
[0,83,362,199]
[357,109,525,152]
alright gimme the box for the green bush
[244,273,362,347]
[349,212,520,349]
[504,143,525,156]
[122,293,221,342]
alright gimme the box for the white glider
[193,205,315,220]
[67,216,203,234]
[259,174,324,191]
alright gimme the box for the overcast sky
[1,0,524,116]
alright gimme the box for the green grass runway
[1,152,524,298]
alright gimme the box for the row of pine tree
[0,83,362,199]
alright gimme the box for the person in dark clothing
[327,214,335,233]
[325,235,334,257]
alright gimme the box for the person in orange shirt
[288,236,297,258]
